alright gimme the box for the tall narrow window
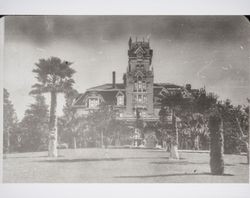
[138,94,142,103]
[134,82,138,91]
[138,81,142,92]
[117,95,124,106]
[142,82,146,92]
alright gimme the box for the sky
[3,16,250,120]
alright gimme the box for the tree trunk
[73,136,77,149]
[48,91,58,157]
[194,135,200,150]
[101,130,104,148]
[7,127,10,153]
[170,111,179,159]
[246,142,249,164]
[170,144,179,159]
[209,114,224,175]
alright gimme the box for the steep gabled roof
[73,92,88,106]
[73,90,126,106]
[74,82,187,107]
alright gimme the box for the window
[138,81,142,92]
[142,82,146,92]
[88,98,99,108]
[134,94,147,104]
[138,95,142,103]
[134,82,138,91]
[117,95,124,106]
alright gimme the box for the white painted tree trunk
[170,144,179,159]
[101,130,104,148]
[48,126,58,157]
[194,135,200,150]
[48,92,58,157]
[73,136,77,149]
[170,111,179,159]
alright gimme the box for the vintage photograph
[2,15,249,183]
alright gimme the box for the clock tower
[124,37,154,119]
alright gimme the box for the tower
[125,37,154,118]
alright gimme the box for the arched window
[117,95,124,106]
[116,91,124,106]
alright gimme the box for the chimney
[112,71,116,88]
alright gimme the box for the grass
[3,148,249,183]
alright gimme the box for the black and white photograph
[2,15,250,183]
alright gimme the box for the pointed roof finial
[129,36,132,49]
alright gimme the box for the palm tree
[30,57,75,157]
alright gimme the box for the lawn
[3,148,249,183]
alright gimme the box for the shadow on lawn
[37,156,171,163]
[4,155,64,159]
[151,161,235,166]
[38,158,124,163]
[115,172,234,179]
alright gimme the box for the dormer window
[117,95,124,106]
[88,98,99,108]
[137,51,143,57]
[135,46,145,58]
[116,91,124,106]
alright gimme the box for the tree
[30,57,75,157]
[19,94,49,152]
[218,100,249,162]
[3,88,18,153]
[208,108,224,175]
[85,103,116,148]
[217,100,245,154]
[194,89,218,114]
[58,88,80,149]
[159,92,191,159]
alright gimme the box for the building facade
[73,38,197,122]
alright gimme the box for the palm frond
[31,57,75,94]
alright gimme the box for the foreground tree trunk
[209,113,224,175]
[48,91,58,157]
[246,142,249,164]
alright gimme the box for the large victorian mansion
[73,38,198,122]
